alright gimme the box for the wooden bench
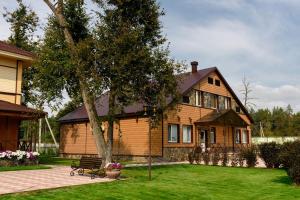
[70,156,102,179]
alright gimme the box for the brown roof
[0,100,46,120]
[195,109,249,127]
[0,41,34,58]
[59,67,253,123]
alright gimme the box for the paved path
[0,166,112,195]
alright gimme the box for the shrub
[289,156,300,185]
[203,152,210,165]
[279,140,300,185]
[259,142,281,168]
[211,148,221,166]
[279,141,300,169]
[221,148,229,167]
[230,154,239,167]
[188,147,202,165]
[241,146,257,168]
[188,152,194,164]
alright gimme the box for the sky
[1,0,300,113]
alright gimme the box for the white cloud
[235,83,300,112]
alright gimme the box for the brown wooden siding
[0,117,19,151]
[60,117,162,156]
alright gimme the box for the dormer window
[182,96,190,104]
[208,77,214,84]
[215,79,221,86]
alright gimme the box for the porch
[0,100,45,151]
[194,109,251,152]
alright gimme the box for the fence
[252,137,300,144]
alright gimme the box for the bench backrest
[79,156,102,169]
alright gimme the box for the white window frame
[210,127,216,144]
[195,90,201,106]
[235,129,241,144]
[168,124,179,143]
[183,125,192,143]
[242,129,248,144]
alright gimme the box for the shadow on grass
[272,175,293,185]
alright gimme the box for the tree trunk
[106,90,116,164]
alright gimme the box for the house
[59,61,253,161]
[0,41,45,151]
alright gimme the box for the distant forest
[250,105,300,137]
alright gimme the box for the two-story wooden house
[59,61,253,160]
[0,41,45,151]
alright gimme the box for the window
[215,79,221,86]
[242,129,248,144]
[235,129,241,144]
[168,124,179,143]
[203,92,217,108]
[195,90,201,106]
[236,106,241,113]
[210,127,216,144]
[218,96,230,110]
[182,96,190,104]
[208,77,214,84]
[183,125,192,143]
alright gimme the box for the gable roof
[195,109,249,127]
[59,67,253,123]
[0,41,34,59]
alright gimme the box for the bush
[259,142,281,168]
[211,148,221,166]
[188,147,202,164]
[280,141,300,169]
[203,152,210,165]
[230,154,239,167]
[279,140,300,185]
[289,156,300,185]
[221,148,229,167]
[241,146,257,168]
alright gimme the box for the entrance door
[199,129,208,152]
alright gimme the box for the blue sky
[1,0,300,112]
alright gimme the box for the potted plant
[105,162,123,179]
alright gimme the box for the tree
[37,0,182,167]
[3,0,39,105]
[240,76,256,111]
[93,0,182,162]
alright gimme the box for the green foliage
[259,142,281,168]
[251,105,300,137]
[33,0,91,108]
[241,146,257,167]
[93,0,183,122]
[279,141,300,185]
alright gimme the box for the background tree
[3,0,39,105]
[240,76,256,111]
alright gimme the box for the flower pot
[106,170,121,179]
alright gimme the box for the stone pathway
[0,166,113,195]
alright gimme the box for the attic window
[182,96,190,104]
[215,79,221,86]
[208,77,214,84]
[236,106,241,113]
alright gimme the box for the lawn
[0,165,50,172]
[1,165,299,200]
[39,156,77,166]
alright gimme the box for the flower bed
[0,150,40,167]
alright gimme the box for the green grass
[39,156,77,166]
[1,165,300,200]
[0,165,50,172]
